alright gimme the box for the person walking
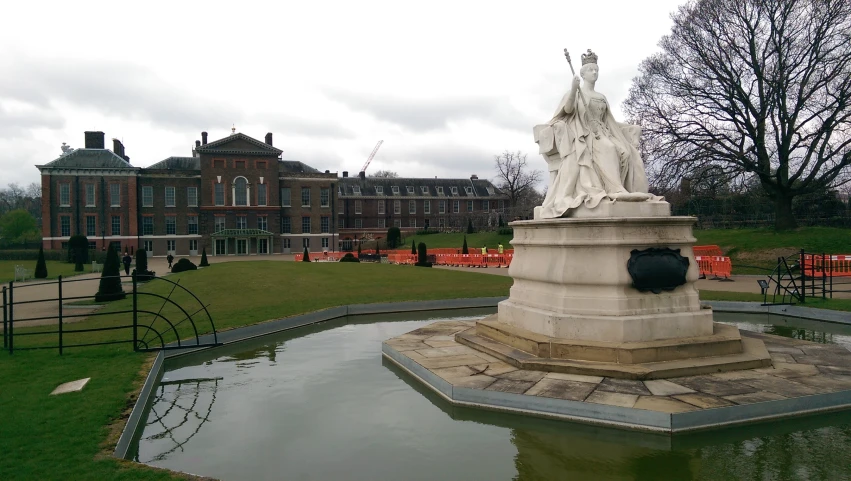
[498,243,504,254]
[122,252,132,275]
[167,253,174,269]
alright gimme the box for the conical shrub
[462,235,469,254]
[302,246,310,262]
[34,246,48,279]
[200,248,209,267]
[95,245,126,302]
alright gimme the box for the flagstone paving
[384,321,851,415]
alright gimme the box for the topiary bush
[68,235,89,266]
[386,227,402,249]
[199,247,209,267]
[462,235,469,254]
[467,218,475,234]
[415,242,432,267]
[339,253,360,263]
[171,258,197,273]
[411,239,416,254]
[34,246,48,279]
[134,248,156,282]
[302,246,310,262]
[95,245,126,302]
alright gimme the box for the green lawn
[382,231,514,251]
[0,259,95,284]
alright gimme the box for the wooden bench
[14,265,33,282]
[92,261,103,273]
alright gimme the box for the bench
[14,265,33,282]
[92,261,102,273]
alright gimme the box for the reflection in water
[132,312,851,481]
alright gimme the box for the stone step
[456,328,772,380]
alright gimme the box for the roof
[196,133,283,156]
[146,157,200,171]
[336,176,507,198]
[279,160,321,174]
[210,229,275,237]
[38,149,134,170]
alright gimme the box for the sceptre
[564,48,589,109]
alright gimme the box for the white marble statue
[535,49,658,218]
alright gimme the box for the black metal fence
[762,250,851,305]
[2,274,220,354]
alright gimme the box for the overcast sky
[0,0,686,188]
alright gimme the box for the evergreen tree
[135,248,155,281]
[357,241,362,257]
[375,242,380,256]
[415,242,431,268]
[302,246,310,262]
[95,245,126,302]
[462,235,469,254]
[386,227,401,248]
[34,246,48,279]
[411,239,416,254]
[199,248,209,267]
[467,218,475,234]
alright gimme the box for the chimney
[85,131,105,149]
[325,170,330,174]
[343,171,349,178]
[201,131,208,145]
[470,174,478,180]
[359,171,366,179]
[195,140,201,148]
[265,132,273,146]
[112,138,122,155]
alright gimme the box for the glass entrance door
[236,239,248,255]
[258,238,268,254]
[215,239,227,255]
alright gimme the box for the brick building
[38,130,509,256]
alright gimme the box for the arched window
[233,177,249,206]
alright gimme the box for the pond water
[131,309,851,481]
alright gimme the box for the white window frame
[321,188,330,207]
[215,217,226,232]
[59,183,70,207]
[85,184,96,207]
[60,216,71,236]
[165,186,176,207]
[258,215,268,231]
[112,215,121,236]
[409,218,416,228]
[352,186,361,195]
[394,200,401,214]
[257,184,267,207]
[282,217,291,233]
[375,186,384,195]
[378,218,386,228]
[439,200,446,214]
[354,218,363,229]
[406,186,414,194]
[436,186,444,195]
[451,187,458,196]
[237,215,247,230]
[391,186,400,195]
[188,216,198,234]
[281,187,291,207]
[453,200,460,213]
[421,186,429,194]
[301,187,311,207]
[215,183,225,206]
[86,215,96,237]
[142,216,154,235]
[465,186,474,195]
[409,200,416,214]
[110,184,121,207]
[321,216,330,233]
[302,216,311,234]
[424,201,431,214]
[234,177,249,207]
[377,200,385,214]
[355,200,362,214]
[142,186,153,207]
[165,216,176,235]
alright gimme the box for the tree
[67,235,88,271]
[493,150,543,218]
[34,246,48,279]
[199,248,209,267]
[95,245,126,302]
[462,235,469,254]
[302,246,310,262]
[369,170,399,178]
[386,227,402,249]
[415,242,432,267]
[411,239,416,254]
[624,0,851,230]
[466,218,475,234]
[135,248,155,281]
[0,209,38,244]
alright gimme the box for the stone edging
[704,301,851,325]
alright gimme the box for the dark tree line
[0,182,41,221]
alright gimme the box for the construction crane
[360,140,384,174]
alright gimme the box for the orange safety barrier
[694,256,714,278]
[693,245,723,257]
[801,254,851,277]
[694,255,732,279]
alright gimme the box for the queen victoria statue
[535,50,661,218]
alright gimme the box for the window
[256,160,267,169]
[439,218,446,229]
[375,186,384,195]
[189,240,198,251]
[142,186,153,207]
[467,200,473,212]
[465,186,474,195]
[409,218,416,228]
[409,200,416,214]
[112,215,121,236]
[165,217,176,235]
[301,187,310,207]
[213,159,225,168]
[59,183,70,206]
[234,160,247,169]
[406,186,414,194]
[60,216,71,236]
[257,184,267,206]
[424,201,431,214]
[85,184,95,207]
[436,186,444,195]
[283,238,291,249]
[234,177,248,206]
[377,218,385,228]
[354,218,363,229]
[188,216,198,234]
[86,215,96,237]
[167,240,176,252]
[215,217,226,232]
[258,216,268,231]
[187,187,198,207]
[450,187,458,195]
[237,215,247,229]
[486,187,495,195]
[439,200,446,214]
[453,200,460,213]
[394,200,401,214]
[483,200,489,212]
[215,184,225,206]
[143,217,154,235]
[378,201,385,214]
[352,186,361,195]
[165,186,176,207]
[421,186,429,194]
[282,217,291,234]
[110,184,120,206]
[302,216,311,233]
[321,188,330,207]
[393,219,401,228]
[338,218,345,230]
[322,238,329,249]
[281,188,291,207]
[355,200,362,214]
[391,186,400,195]
[321,216,329,233]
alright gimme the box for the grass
[0,262,512,480]
[0,260,95,284]
[382,232,514,251]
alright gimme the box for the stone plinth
[500,214,712,343]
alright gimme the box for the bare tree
[369,170,399,178]
[624,0,851,230]
[493,151,543,217]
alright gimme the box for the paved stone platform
[383,320,851,433]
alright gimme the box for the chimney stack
[201,131,208,145]
[195,140,201,148]
[325,170,330,174]
[265,132,273,146]
[470,174,478,180]
[359,171,366,179]
[342,171,349,178]
[85,131,105,149]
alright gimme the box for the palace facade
[38,130,510,256]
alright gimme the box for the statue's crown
[581,49,598,65]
